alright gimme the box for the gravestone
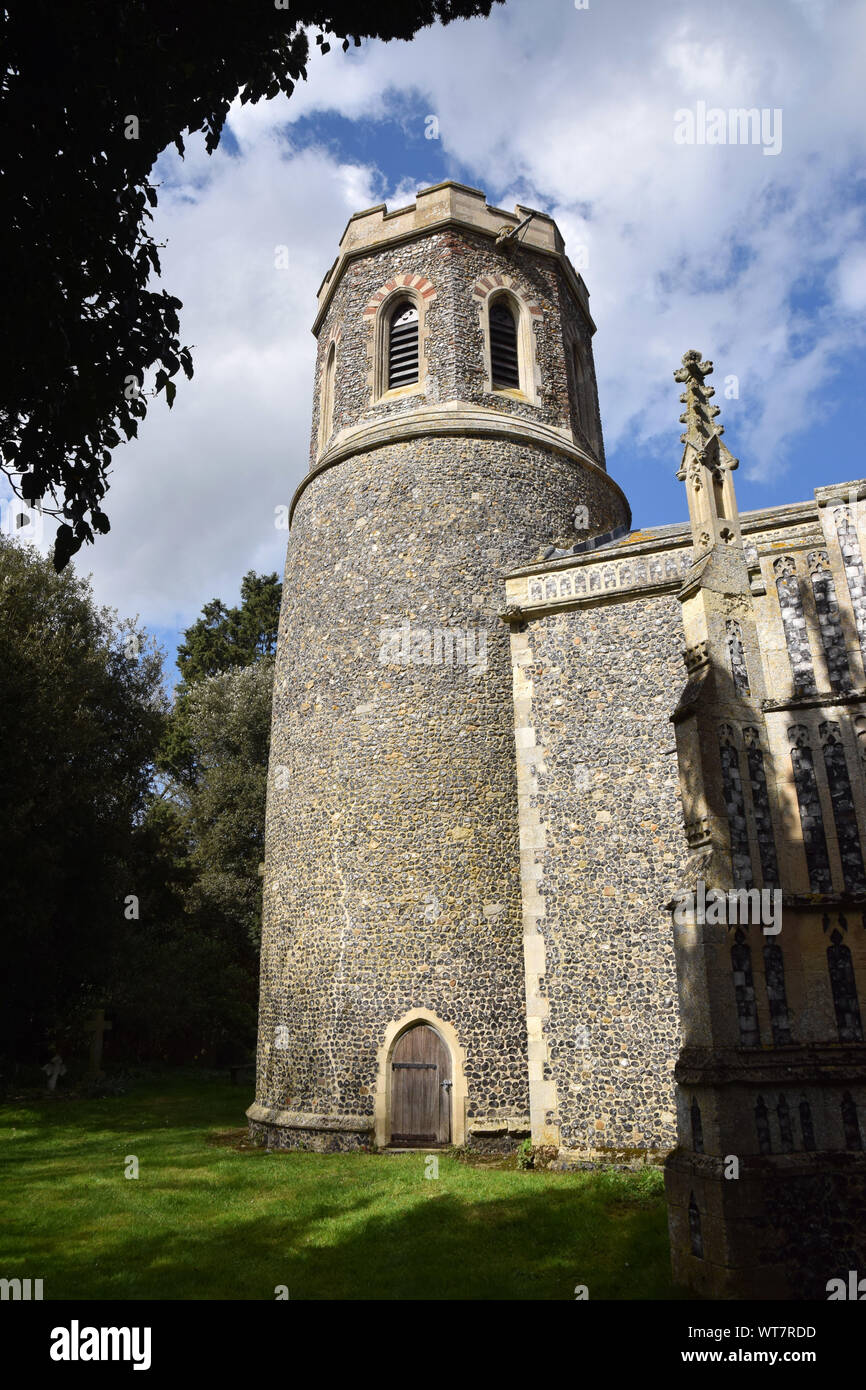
[85,1009,112,1079]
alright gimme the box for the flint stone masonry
[820,721,866,893]
[788,726,833,893]
[260,434,622,1140]
[809,551,852,694]
[743,728,780,888]
[255,185,627,1154]
[503,582,688,1156]
[835,507,866,667]
[762,942,792,1045]
[827,936,864,1043]
[718,726,753,889]
[726,619,750,696]
[310,216,604,477]
[774,557,817,696]
[251,184,866,1297]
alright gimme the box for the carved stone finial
[674,346,742,556]
[673,350,722,452]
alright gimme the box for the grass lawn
[0,1074,682,1300]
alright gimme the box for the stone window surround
[366,276,436,406]
[715,720,780,895]
[317,337,337,457]
[761,542,866,693]
[473,276,542,407]
[780,713,866,895]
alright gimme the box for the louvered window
[490,299,520,389]
[388,301,419,389]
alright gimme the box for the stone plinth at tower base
[246,1104,374,1153]
[666,1149,866,1299]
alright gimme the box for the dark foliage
[0,1,499,569]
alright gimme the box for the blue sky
[6,0,866,683]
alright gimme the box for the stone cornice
[763,689,866,714]
[289,403,631,526]
[506,575,688,622]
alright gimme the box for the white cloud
[53,0,865,634]
[70,140,380,631]
[837,248,866,312]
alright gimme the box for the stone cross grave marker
[85,1008,113,1079]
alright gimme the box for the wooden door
[390,1025,452,1147]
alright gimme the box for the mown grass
[0,1075,682,1299]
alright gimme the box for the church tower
[248,181,629,1150]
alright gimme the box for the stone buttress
[662,351,866,1298]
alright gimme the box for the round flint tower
[249,181,629,1151]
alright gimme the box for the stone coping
[246,1103,374,1134]
[506,497,825,582]
[763,688,866,713]
[290,403,630,526]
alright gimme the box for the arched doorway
[389,1024,452,1147]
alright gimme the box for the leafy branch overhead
[0,1,500,569]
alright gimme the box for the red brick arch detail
[471,275,543,318]
[363,274,437,317]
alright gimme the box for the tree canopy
[0,535,165,1058]
[0,0,500,570]
[176,570,282,684]
[0,548,279,1067]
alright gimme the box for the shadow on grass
[1,1079,683,1300]
[7,1178,679,1300]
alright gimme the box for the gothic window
[799,1098,816,1151]
[387,300,419,390]
[788,725,832,893]
[719,725,753,888]
[690,1097,704,1153]
[773,556,817,695]
[827,930,864,1042]
[763,942,792,1045]
[732,929,760,1047]
[743,728,779,888]
[489,298,520,390]
[755,1096,772,1154]
[688,1192,703,1258]
[726,619,750,697]
[834,507,866,667]
[819,721,866,892]
[841,1092,863,1150]
[777,1095,794,1152]
[807,551,852,693]
[318,340,336,453]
